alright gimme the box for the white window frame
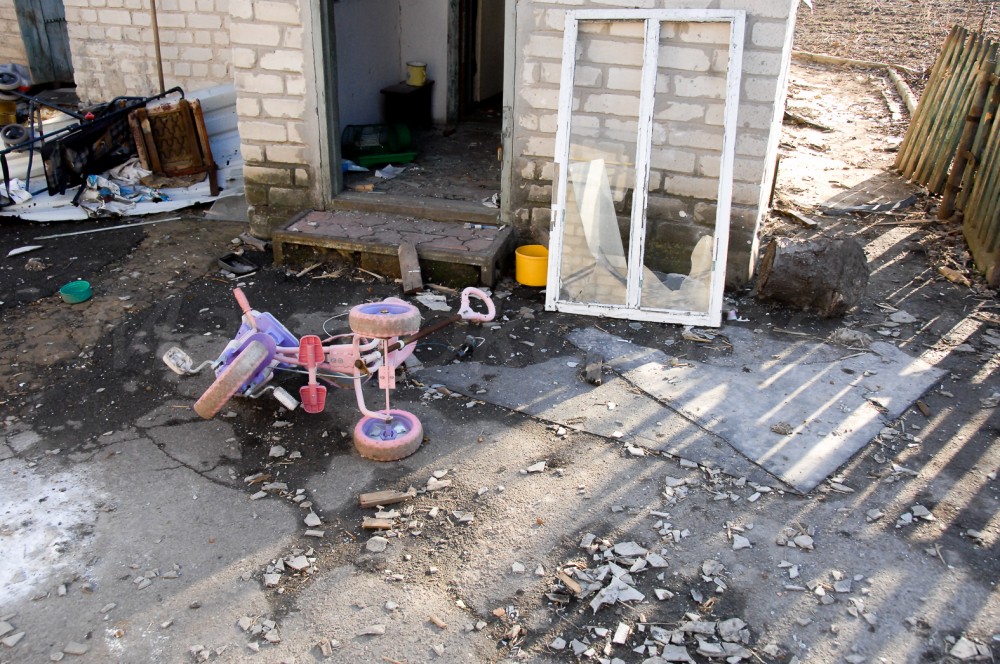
[545,9,745,327]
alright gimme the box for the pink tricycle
[163,287,495,460]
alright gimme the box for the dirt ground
[1,4,999,664]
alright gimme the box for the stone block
[187,13,223,30]
[262,98,305,120]
[750,21,789,49]
[230,22,281,47]
[675,74,727,99]
[524,34,563,60]
[255,0,300,24]
[245,165,292,187]
[237,72,284,95]
[238,120,288,142]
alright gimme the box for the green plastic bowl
[59,280,92,304]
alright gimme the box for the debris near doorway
[756,237,869,318]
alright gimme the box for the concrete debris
[793,535,815,550]
[304,512,322,527]
[654,588,674,600]
[2,632,25,647]
[526,461,547,473]
[426,477,452,491]
[358,624,386,636]
[535,565,546,576]
[0,622,13,638]
[571,639,588,656]
[269,445,286,458]
[62,642,88,655]
[238,616,253,632]
[304,529,325,538]
[613,542,648,557]
[366,537,388,553]
[550,636,566,650]
[452,510,474,524]
[512,562,525,574]
[866,509,885,522]
[732,535,752,550]
[286,555,310,571]
[949,637,981,660]
[658,644,696,662]
[613,622,631,644]
[432,643,445,656]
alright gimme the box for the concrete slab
[569,327,947,492]
[419,356,775,486]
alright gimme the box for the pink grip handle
[233,288,252,316]
[458,287,496,323]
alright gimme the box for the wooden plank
[362,517,394,530]
[397,241,424,294]
[358,489,414,509]
[557,570,583,596]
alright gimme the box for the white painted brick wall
[0,0,28,66]
[66,0,232,101]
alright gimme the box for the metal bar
[33,216,182,240]
[150,0,166,95]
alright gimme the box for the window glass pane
[639,21,730,313]
[558,20,644,307]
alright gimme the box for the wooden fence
[895,25,1000,287]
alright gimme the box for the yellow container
[406,61,427,87]
[515,245,549,287]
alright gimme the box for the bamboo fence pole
[897,26,964,175]
[791,50,923,77]
[957,70,1000,211]
[928,45,997,192]
[887,68,918,114]
[913,33,983,186]
[938,69,992,219]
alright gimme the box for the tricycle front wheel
[194,341,271,419]
[353,409,424,461]
[349,300,421,338]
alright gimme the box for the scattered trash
[6,245,41,257]
[375,164,406,179]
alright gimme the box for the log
[756,238,869,318]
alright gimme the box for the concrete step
[272,207,512,287]
[331,192,500,225]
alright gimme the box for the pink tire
[349,300,421,338]
[193,341,270,419]
[353,409,424,461]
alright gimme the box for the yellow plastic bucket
[406,62,427,87]
[515,245,548,287]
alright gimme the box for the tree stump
[756,237,869,318]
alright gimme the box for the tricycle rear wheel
[193,341,271,419]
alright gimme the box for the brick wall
[230,0,322,235]
[0,1,27,66]
[513,0,799,287]
[63,0,233,103]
